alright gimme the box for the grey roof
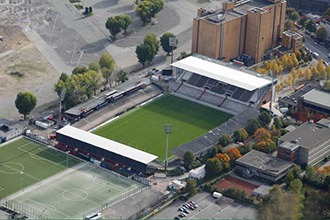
[252,185,272,197]
[279,121,330,150]
[279,84,314,107]
[56,125,158,164]
[317,118,330,128]
[302,89,330,110]
[172,108,259,158]
[236,150,293,174]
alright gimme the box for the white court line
[25,198,70,218]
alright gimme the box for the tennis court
[0,137,81,198]
[6,163,145,219]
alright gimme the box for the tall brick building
[191,0,287,63]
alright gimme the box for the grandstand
[56,125,157,175]
[170,54,274,114]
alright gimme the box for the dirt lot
[0,26,59,99]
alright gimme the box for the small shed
[189,165,206,179]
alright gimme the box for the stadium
[55,54,274,176]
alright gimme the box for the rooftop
[171,56,272,91]
[279,84,315,107]
[56,125,158,165]
[279,121,330,150]
[302,89,330,110]
[236,150,293,174]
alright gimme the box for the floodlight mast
[169,37,177,64]
[59,88,66,128]
[164,124,172,173]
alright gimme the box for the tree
[115,70,128,84]
[135,43,152,67]
[89,6,93,13]
[246,118,261,135]
[304,67,312,81]
[258,185,303,220]
[289,178,303,194]
[273,117,283,129]
[150,0,164,17]
[105,16,122,39]
[325,8,330,16]
[254,139,276,154]
[89,61,101,73]
[99,52,116,87]
[290,11,300,21]
[185,178,197,196]
[306,20,317,33]
[72,66,88,75]
[215,153,230,170]
[226,148,242,166]
[326,65,330,80]
[233,128,248,142]
[258,111,272,127]
[218,134,232,147]
[205,158,223,178]
[85,70,102,95]
[160,32,177,55]
[15,92,37,119]
[119,14,132,36]
[143,33,160,60]
[317,59,326,78]
[183,151,195,169]
[316,26,327,41]
[284,20,295,31]
[297,67,304,79]
[254,128,271,142]
[323,80,330,91]
[135,0,153,25]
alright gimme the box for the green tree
[135,0,153,25]
[119,14,132,36]
[185,178,197,196]
[316,26,327,41]
[246,118,261,135]
[89,61,101,73]
[325,65,330,79]
[15,92,37,119]
[143,33,160,62]
[135,43,152,67]
[72,66,88,75]
[218,134,232,147]
[85,70,102,95]
[183,151,195,169]
[160,32,177,55]
[99,52,116,87]
[289,178,303,194]
[115,70,128,84]
[258,111,272,127]
[205,158,223,178]
[150,0,164,17]
[105,16,122,39]
[290,11,300,21]
[233,128,248,142]
[274,117,283,129]
[306,20,317,33]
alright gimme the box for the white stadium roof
[171,56,272,91]
[56,125,158,165]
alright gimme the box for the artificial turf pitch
[94,95,233,160]
[0,138,81,198]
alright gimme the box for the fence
[0,199,48,219]
[83,186,147,219]
[132,175,151,186]
[25,132,50,145]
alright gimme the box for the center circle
[62,189,88,201]
[0,162,24,174]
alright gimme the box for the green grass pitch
[94,94,233,160]
[0,138,81,198]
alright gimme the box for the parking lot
[151,192,257,220]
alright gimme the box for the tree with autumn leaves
[253,128,276,154]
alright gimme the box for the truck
[35,120,51,129]
[212,192,223,199]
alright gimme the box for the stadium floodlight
[164,124,172,173]
[169,37,177,64]
[66,150,70,168]
[59,88,66,128]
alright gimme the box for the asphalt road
[304,35,330,63]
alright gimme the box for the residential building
[281,30,303,50]
[278,120,330,167]
[235,150,294,183]
[191,0,286,63]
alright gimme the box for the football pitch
[0,138,81,198]
[7,163,144,219]
[94,94,233,160]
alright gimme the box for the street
[304,35,330,63]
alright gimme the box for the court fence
[83,186,148,219]
[0,199,48,219]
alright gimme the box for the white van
[312,52,319,59]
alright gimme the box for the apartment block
[192,0,286,63]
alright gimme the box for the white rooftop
[56,125,158,165]
[171,56,272,91]
[302,89,330,109]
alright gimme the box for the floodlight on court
[164,124,172,173]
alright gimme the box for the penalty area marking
[61,188,89,201]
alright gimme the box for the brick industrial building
[191,0,286,64]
